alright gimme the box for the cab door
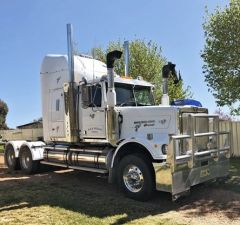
[80,83,106,139]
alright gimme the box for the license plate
[200,168,210,178]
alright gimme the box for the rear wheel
[117,154,154,201]
[19,147,39,174]
[4,145,19,171]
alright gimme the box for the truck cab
[41,54,160,144]
[80,77,155,139]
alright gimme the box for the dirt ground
[0,154,240,225]
[0,154,4,168]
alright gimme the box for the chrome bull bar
[153,114,230,200]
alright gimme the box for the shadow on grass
[0,158,240,224]
[207,157,240,193]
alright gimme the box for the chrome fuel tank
[43,145,113,170]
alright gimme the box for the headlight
[161,144,168,155]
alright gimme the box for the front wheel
[19,147,39,174]
[117,154,154,201]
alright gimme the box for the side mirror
[81,77,88,85]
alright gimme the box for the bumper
[153,154,229,198]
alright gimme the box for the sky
[0,0,230,128]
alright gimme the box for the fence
[0,128,43,142]
[220,121,240,157]
[0,122,239,156]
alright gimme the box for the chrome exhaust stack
[161,62,177,105]
[65,24,78,142]
[124,41,129,77]
[106,50,122,146]
[67,24,75,83]
[106,50,122,107]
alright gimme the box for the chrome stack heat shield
[106,50,122,146]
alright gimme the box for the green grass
[0,158,239,225]
[0,144,4,153]
[209,157,240,193]
[0,168,184,225]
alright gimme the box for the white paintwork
[41,54,154,142]
[5,141,45,161]
[49,88,65,138]
[40,54,175,161]
[114,76,153,87]
[111,137,167,168]
[5,140,26,158]
[19,141,45,161]
[41,55,107,142]
[117,105,177,135]
[79,82,107,139]
[81,108,106,138]
[110,105,178,166]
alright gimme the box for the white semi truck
[4,24,230,201]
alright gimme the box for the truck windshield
[115,83,155,106]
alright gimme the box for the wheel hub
[7,152,14,165]
[123,165,144,193]
[21,151,31,169]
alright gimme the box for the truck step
[68,165,108,174]
[40,161,108,174]
[41,161,68,168]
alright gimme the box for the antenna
[92,48,95,83]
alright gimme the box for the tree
[202,0,240,115]
[94,39,190,103]
[0,99,8,129]
[214,108,236,121]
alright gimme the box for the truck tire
[19,147,39,174]
[117,154,154,201]
[4,145,20,171]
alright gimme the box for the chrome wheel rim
[21,151,31,169]
[123,164,144,193]
[7,150,15,166]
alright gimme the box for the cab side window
[82,84,102,107]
